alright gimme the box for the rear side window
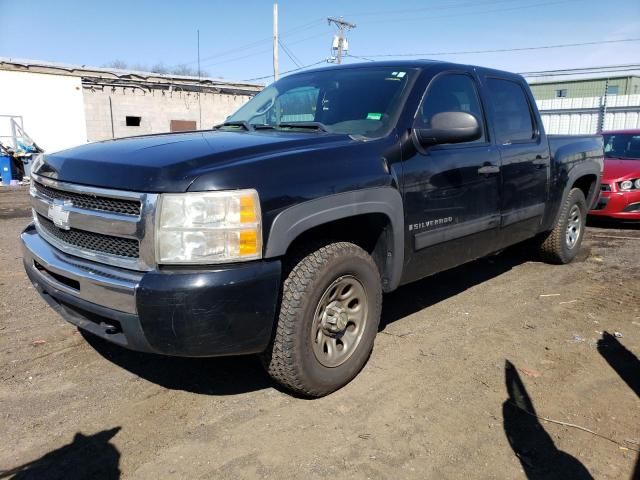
[487,79,535,144]
[416,73,485,143]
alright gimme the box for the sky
[1,0,639,83]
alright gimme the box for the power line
[343,0,519,18]
[184,17,326,66]
[356,38,640,58]
[199,31,328,69]
[522,68,640,78]
[345,54,375,62]
[242,58,640,85]
[244,59,328,82]
[525,69,640,78]
[279,39,302,68]
[520,63,640,76]
[356,0,581,25]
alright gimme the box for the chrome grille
[30,173,158,271]
[37,214,139,258]
[34,181,141,216]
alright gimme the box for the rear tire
[538,188,587,264]
[263,242,382,397]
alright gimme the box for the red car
[590,129,640,220]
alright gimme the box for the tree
[103,60,209,77]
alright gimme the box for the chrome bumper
[21,225,142,314]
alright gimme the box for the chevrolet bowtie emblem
[48,199,73,230]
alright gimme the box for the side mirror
[413,111,481,150]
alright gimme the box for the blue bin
[0,155,13,186]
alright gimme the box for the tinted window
[227,68,418,138]
[416,73,485,142]
[603,134,640,160]
[487,79,535,144]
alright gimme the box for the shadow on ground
[83,331,272,396]
[502,360,593,479]
[597,332,640,480]
[380,246,532,329]
[0,427,121,480]
[83,246,535,396]
[503,332,640,479]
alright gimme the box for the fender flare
[264,187,405,291]
[554,160,602,225]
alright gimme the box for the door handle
[478,165,500,175]
[533,155,549,168]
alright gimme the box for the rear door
[484,77,549,239]
[401,71,502,283]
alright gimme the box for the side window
[416,73,485,143]
[487,79,535,144]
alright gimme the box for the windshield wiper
[277,122,330,133]
[213,120,254,131]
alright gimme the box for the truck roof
[293,59,525,82]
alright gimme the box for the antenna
[197,29,202,129]
[327,17,356,64]
[273,2,279,81]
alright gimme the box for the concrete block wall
[83,86,253,142]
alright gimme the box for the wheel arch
[264,188,404,292]
[543,162,602,232]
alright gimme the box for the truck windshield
[603,134,640,160]
[225,67,417,138]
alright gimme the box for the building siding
[529,76,640,100]
[0,70,87,153]
[83,86,250,142]
[0,58,262,153]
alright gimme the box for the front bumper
[21,224,282,357]
[590,189,640,220]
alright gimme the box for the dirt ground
[1,185,638,480]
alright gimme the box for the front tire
[538,188,587,264]
[263,242,382,397]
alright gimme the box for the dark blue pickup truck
[22,61,603,396]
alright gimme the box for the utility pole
[327,17,356,64]
[273,2,279,81]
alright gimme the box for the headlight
[156,190,262,264]
[620,180,634,190]
[635,179,640,189]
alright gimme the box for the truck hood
[602,157,640,182]
[34,130,351,192]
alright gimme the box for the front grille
[601,184,612,192]
[623,202,640,212]
[34,181,141,216]
[37,214,139,258]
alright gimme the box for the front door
[401,72,501,284]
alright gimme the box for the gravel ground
[1,185,639,480]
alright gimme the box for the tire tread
[265,242,381,397]
[538,188,586,264]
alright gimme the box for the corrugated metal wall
[529,76,640,100]
[537,94,640,134]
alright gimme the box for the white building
[0,58,262,153]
